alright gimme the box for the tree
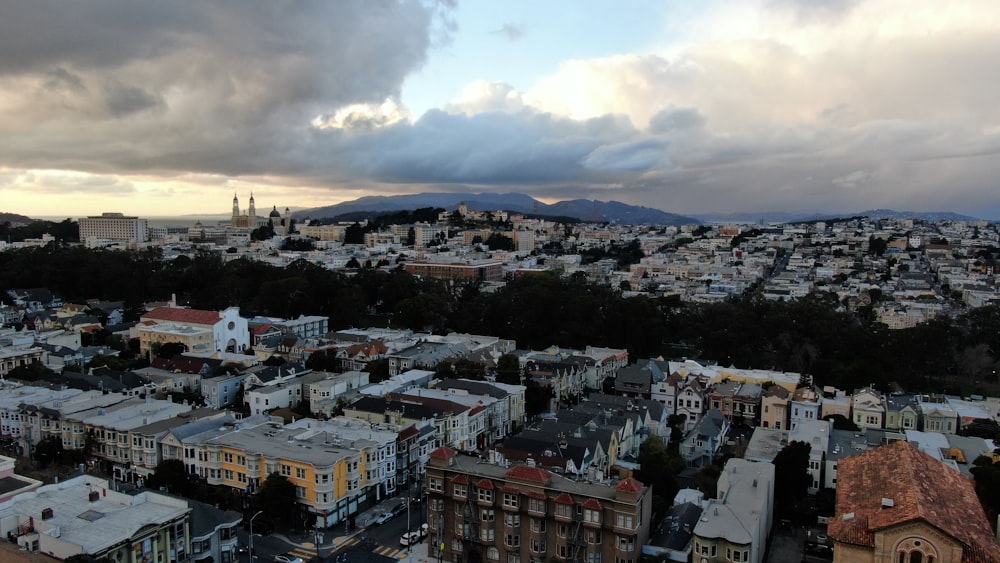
[971,455,1000,526]
[146,459,193,497]
[772,441,812,517]
[253,473,298,531]
[32,435,64,469]
[156,341,186,359]
[496,354,521,385]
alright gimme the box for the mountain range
[294,192,701,226]
[294,192,979,226]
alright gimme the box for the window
[530,519,546,533]
[295,485,306,499]
[585,530,601,544]
[223,469,234,480]
[585,553,601,563]
[557,523,568,537]
[454,484,467,497]
[531,538,546,553]
[478,488,494,503]
[528,498,545,513]
[481,509,495,522]
[555,504,572,519]
[223,452,233,463]
[503,493,519,508]
[615,513,634,529]
[487,547,499,560]
[430,499,444,512]
[429,477,443,492]
[617,536,634,551]
[504,514,520,527]
[505,534,520,548]
[280,464,291,476]
[296,467,306,479]
[583,509,601,524]
[508,555,521,563]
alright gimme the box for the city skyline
[2,1,1000,219]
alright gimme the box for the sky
[2,0,1000,220]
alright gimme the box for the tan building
[760,385,790,430]
[424,447,652,563]
[829,440,1000,563]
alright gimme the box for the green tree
[772,440,812,518]
[32,435,64,469]
[971,456,1000,526]
[496,354,521,385]
[253,473,299,531]
[146,459,193,497]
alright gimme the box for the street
[237,500,428,563]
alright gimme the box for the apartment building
[424,447,652,563]
[173,416,396,528]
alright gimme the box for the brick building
[424,447,652,563]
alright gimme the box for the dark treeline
[2,244,998,395]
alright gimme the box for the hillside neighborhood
[0,207,999,562]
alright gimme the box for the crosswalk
[288,545,317,560]
[372,544,407,559]
[289,537,412,561]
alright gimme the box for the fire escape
[567,509,586,563]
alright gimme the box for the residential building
[883,392,919,432]
[187,499,242,563]
[789,386,822,430]
[829,440,1000,562]
[0,475,191,561]
[760,385,790,430]
[788,419,831,494]
[692,458,775,563]
[851,387,885,431]
[675,377,709,433]
[679,409,729,468]
[424,447,653,563]
[916,394,958,434]
[0,455,42,503]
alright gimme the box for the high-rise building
[78,212,148,248]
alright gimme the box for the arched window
[910,552,923,563]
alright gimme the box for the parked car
[274,554,304,563]
[400,531,422,547]
[391,502,407,516]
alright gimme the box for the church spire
[248,192,256,217]
[232,193,239,217]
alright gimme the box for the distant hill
[0,212,33,225]
[691,209,981,224]
[294,192,700,226]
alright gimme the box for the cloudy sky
[2,0,1000,220]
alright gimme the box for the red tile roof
[503,464,553,484]
[553,493,575,505]
[450,474,469,485]
[144,306,222,326]
[524,490,546,500]
[829,440,1000,562]
[614,478,644,493]
[501,485,520,494]
[397,425,420,441]
[428,446,457,460]
[475,479,494,490]
[581,498,603,510]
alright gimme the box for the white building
[692,458,775,563]
[78,212,148,248]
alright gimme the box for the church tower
[232,193,239,217]
[248,193,256,217]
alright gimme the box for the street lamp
[248,510,264,561]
